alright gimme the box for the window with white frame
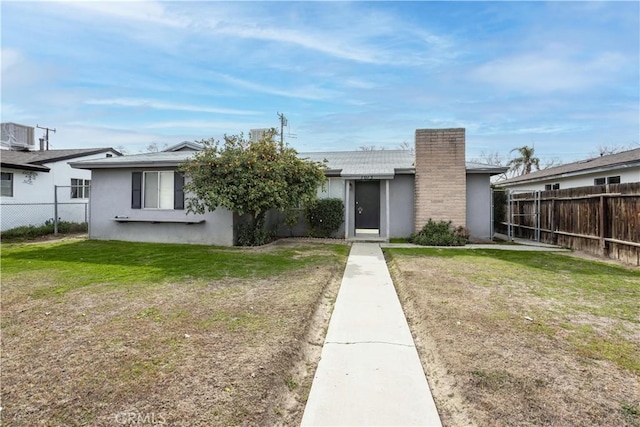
[143,171,174,209]
[71,178,91,199]
[131,171,184,210]
[1,172,13,197]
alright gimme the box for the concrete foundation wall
[89,169,234,246]
[414,128,466,232]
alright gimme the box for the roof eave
[466,167,509,175]
[70,160,184,170]
[32,148,121,165]
[1,162,50,172]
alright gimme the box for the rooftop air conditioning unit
[1,122,35,151]
[249,128,270,143]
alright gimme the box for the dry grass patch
[386,248,640,427]
[1,239,348,426]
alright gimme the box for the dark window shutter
[131,172,142,209]
[174,172,185,210]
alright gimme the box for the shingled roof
[498,148,640,186]
[1,148,120,172]
[72,148,507,176]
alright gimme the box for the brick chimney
[414,128,466,232]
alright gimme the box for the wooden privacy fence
[497,183,640,265]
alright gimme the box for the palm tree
[507,146,540,176]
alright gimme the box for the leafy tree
[180,129,326,245]
[507,146,540,176]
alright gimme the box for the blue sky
[2,1,638,163]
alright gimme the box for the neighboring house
[71,128,507,246]
[163,141,204,152]
[497,148,640,192]
[1,148,121,230]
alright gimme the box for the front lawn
[1,239,349,426]
[386,248,640,427]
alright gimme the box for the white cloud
[210,22,383,64]
[84,98,261,116]
[1,48,23,73]
[142,120,255,132]
[471,51,628,93]
[0,103,35,122]
[215,74,338,101]
[61,0,188,28]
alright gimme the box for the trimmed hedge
[305,198,344,238]
[1,221,88,241]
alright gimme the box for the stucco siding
[466,174,492,241]
[267,177,347,237]
[389,175,415,238]
[89,168,234,246]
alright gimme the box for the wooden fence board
[497,183,640,265]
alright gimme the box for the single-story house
[71,128,507,246]
[1,147,121,230]
[497,148,640,192]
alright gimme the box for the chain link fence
[1,185,89,232]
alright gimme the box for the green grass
[1,239,349,297]
[386,248,639,321]
[386,248,640,374]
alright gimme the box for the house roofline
[70,160,183,170]
[0,162,50,172]
[32,148,121,165]
[497,161,640,187]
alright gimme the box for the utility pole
[36,125,56,150]
[277,112,287,150]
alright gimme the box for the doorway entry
[355,181,380,233]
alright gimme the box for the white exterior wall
[88,168,234,246]
[1,151,115,230]
[502,166,640,192]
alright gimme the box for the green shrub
[304,198,344,238]
[410,219,469,246]
[235,221,272,246]
[0,221,88,241]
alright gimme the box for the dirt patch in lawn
[387,250,640,427]
[1,242,346,426]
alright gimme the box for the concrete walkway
[301,243,442,427]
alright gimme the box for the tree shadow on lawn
[1,240,344,296]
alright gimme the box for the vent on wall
[1,123,35,150]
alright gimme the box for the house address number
[360,175,374,180]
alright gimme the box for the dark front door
[355,181,380,229]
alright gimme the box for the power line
[36,124,56,150]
